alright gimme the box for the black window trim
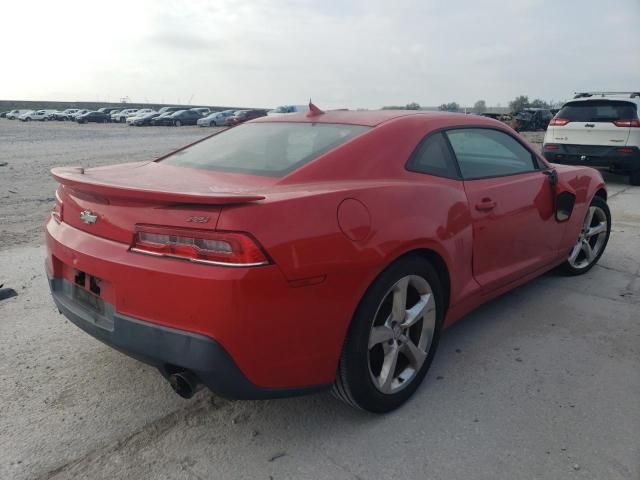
[442,125,545,181]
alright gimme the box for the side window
[445,128,537,179]
[406,132,459,179]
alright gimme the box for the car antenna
[307,99,325,117]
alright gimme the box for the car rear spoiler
[50,167,266,205]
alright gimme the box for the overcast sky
[2,0,639,109]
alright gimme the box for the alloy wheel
[367,275,436,394]
[567,205,608,270]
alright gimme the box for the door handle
[475,198,496,211]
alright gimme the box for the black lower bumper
[48,277,328,400]
[543,144,640,173]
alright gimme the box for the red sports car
[46,108,610,412]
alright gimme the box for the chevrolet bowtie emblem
[80,210,98,224]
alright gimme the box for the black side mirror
[555,191,576,222]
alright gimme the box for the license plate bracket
[73,285,105,315]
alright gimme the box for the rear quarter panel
[217,175,476,381]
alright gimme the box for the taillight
[549,117,570,126]
[613,119,640,127]
[544,144,560,150]
[131,225,270,267]
[616,147,636,153]
[52,189,64,223]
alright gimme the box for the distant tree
[405,102,421,110]
[438,102,460,112]
[509,95,529,113]
[529,98,551,109]
[472,100,487,114]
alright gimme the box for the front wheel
[332,255,443,413]
[174,120,182,127]
[559,196,611,275]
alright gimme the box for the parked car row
[1,106,269,127]
[478,108,554,131]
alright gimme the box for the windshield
[161,122,370,176]
[558,100,637,122]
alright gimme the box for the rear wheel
[630,170,640,186]
[332,255,443,413]
[559,196,610,275]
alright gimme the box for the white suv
[543,92,640,185]
[18,110,55,121]
[111,109,139,123]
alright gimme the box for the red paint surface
[46,111,606,389]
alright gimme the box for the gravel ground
[0,121,638,480]
[0,119,218,251]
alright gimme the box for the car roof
[251,110,488,127]
[568,94,640,106]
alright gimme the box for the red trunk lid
[52,161,273,244]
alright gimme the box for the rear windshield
[162,122,370,176]
[557,100,637,122]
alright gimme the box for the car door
[189,111,200,124]
[445,127,561,291]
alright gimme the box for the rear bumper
[48,276,327,399]
[45,218,339,394]
[543,144,640,173]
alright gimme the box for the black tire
[332,255,444,413]
[559,196,611,276]
[174,120,182,127]
[25,117,31,122]
[629,170,640,186]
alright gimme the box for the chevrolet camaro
[45,106,611,412]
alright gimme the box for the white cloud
[1,0,639,108]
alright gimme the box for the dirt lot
[0,120,638,480]
[0,120,216,251]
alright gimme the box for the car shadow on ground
[163,264,599,421]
